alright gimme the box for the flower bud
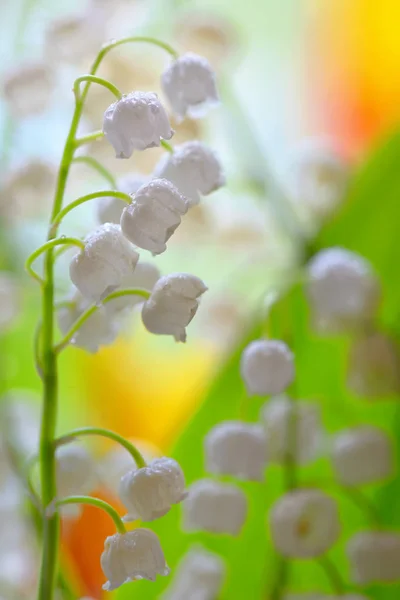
[69,223,139,302]
[270,489,340,558]
[347,531,400,584]
[120,178,188,254]
[58,292,119,353]
[119,457,186,522]
[347,332,400,398]
[332,426,393,486]
[204,420,267,481]
[103,91,173,158]
[162,52,219,121]
[306,248,380,333]
[56,444,96,518]
[183,479,247,535]
[104,261,161,316]
[154,141,225,206]
[162,547,225,600]
[2,62,54,118]
[240,340,295,396]
[142,273,207,342]
[260,396,322,465]
[96,173,148,225]
[101,529,170,590]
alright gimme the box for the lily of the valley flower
[240,339,295,396]
[119,457,186,522]
[154,141,225,206]
[104,261,161,316]
[183,479,247,535]
[141,273,208,342]
[347,531,400,584]
[162,52,219,121]
[55,444,96,518]
[69,223,139,302]
[103,91,173,159]
[96,173,148,225]
[120,178,188,255]
[101,529,170,590]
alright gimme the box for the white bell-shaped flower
[332,426,393,486]
[183,479,247,535]
[270,489,340,558]
[119,457,186,522]
[56,444,96,518]
[162,546,226,600]
[96,173,148,225]
[101,529,170,590]
[240,339,295,396]
[347,332,400,398]
[2,62,54,118]
[306,248,380,332]
[154,141,225,206]
[69,223,139,302]
[120,178,188,254]
[260,396,322,465]
[104,261,161,316]
[162,52,219,121]
[103,91,173,159]
[204,420,267,481]
[347,531,400,584]
[141,273,208,342]
[57,292,120,353]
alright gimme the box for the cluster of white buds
[331,426,394,486]
[306,248,380,333]
[162,547,226,600]
[347,531,400,584]
[240,339,295,396]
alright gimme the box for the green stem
[341,485,381,527]
[161,139,174,153]
[71,156,117,188]
[74,130,104,147]
[55,427,147,469]
[317,556,345,595]
[50,191,131,234]
[54,288,150,352]
[73,75,122,101]
[48,496,126,534]
[26,238,85,285]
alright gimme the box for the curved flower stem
[26,238,85,284]
[74,130,104,147]
[55,427,147,469]
[34,320,44,379]
[49,191,131,235]
[95,36,178,66]
[47,496,126,534]
[341,485,381,527]
[54,288,150,353]
[73,75,122,101]
[161,139,174,153]
[71,156,117,189]
[317,556,346,595]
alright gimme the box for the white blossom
[58,291,120,353]
[120,178,188,254]
[162,52,219,121]
[141,273,208,342]
[347,332,400,398]
[101,529,170,590]
[347,531,400,584]
[162,547,225,600]
[306,248,380,332]
[240,339,295,396]
[183,479,247,536]
[2,62,54,118]
[119,457,186,522]
[332,426,393,486]
[285,139,348,219]
[205,420,267,481]
[0,272,19,332]
[56,445,96,518]
[69,223,139,302]
[103,91,173,159]
[260,396,322,465]
[154,141,225,206]
[104,261,161,316]
[96,173,148,225]
[270,489,340,558]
